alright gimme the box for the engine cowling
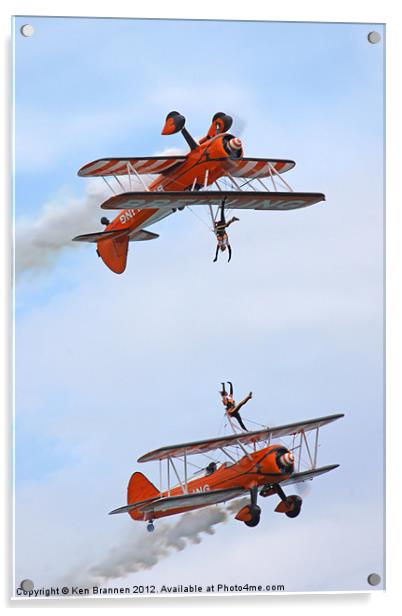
[276,449,295,473]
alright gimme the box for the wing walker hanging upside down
[213,199,239,263]
[73,111,326,273]
[110,404,344,533]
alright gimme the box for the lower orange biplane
[110,413,343,531]
[73,111,325,273]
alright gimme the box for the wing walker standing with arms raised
[220,381,252,431]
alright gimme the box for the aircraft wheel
[285,495,302,518]
[147,522,155,532]
[244,504,261,527]
[100,217,110,226]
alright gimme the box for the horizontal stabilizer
[101,190,325,213]
[72,229,127,243]
[72,229,159,244]
[109,497,158,515]
[129,229,159,242]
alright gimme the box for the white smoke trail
[14,147,185,277]
[14,172,153,276]
[14,183,111,276]
[61,500,247,590]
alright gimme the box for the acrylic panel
[13,16,385,599]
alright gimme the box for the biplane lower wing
[78,156,186,177]
[279,464,339,487]
[259,465,340,499]
[72,229,159,243]
[138,487,246,514]
[101,190,325,212]
[138,414,344,462]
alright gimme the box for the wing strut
[102,176,117,195]
[268,162,293,192]
[128,161,149,192]
[220,447,237,463]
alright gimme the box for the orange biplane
[110,413,343,532]
[73,111,325,273]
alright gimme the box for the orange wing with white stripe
[224,158,295,179]
[77,156,186,177]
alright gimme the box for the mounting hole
[367,31,381,44]
[20,579,34,592]
[367,573,381,586]
[20,24,34,37]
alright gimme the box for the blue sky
[13,16,384,594]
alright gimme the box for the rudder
[97,235,129,274]
[127,472,160,505]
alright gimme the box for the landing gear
[244,504,261,527]
[235,486,261,527]
[273,484,303,518]
[284,495,302,518]
[101,217,110,226]
[146,521,155,532]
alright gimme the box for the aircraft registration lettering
[191,485,210,493]
[120,209,138,224]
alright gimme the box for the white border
[2,1,401,614]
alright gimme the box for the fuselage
[129,443,293,521]
[104,132,243,237]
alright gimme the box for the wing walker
[74,111,325,273]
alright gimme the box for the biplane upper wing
[101,190,325,212]
[137,487,245,514]
[138,413,344,462]
[78,156,186,177]
[224,157,295,178]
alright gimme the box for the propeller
[224,110,248,137]
[296,480,313,497]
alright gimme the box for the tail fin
[97,235,129,274]
[72,228,129,274]
[73,228,159,274]
[127,472,160,505]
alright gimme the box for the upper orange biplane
[73,112,325,273]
